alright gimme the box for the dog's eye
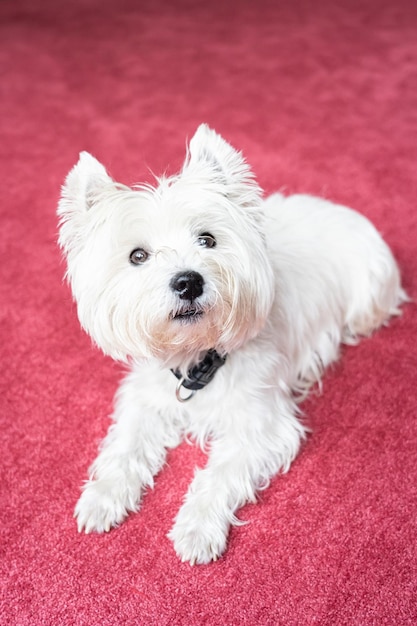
[129,248,149,265]
[197,233,216,248]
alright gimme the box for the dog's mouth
[172,306,204,323]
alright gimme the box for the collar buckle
[171,349,227,402]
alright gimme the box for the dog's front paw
[74,479,137,533]
[169,504,229,565]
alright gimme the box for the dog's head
[58,125,274,369]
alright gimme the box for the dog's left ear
[184,125,261,205]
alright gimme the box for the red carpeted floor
[1,1,417,624]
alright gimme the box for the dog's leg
[169,395,305,564]
[74,371,180,533]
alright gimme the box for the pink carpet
[2,0,417,624]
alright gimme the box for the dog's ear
[184,125,260,199]
[60,152,114,212]
[57,152,116,255]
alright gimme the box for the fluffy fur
[58,124,406,564]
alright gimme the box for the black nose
[170,271,204,301]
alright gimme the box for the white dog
[58,124,405,564]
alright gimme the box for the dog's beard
[146,294,269,371]
[146,304,227,368]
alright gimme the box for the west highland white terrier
[58,124,405,564]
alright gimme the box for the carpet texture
[1,1,417,624]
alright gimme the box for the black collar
[171,349,227,402]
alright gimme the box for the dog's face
[58,125,274,368]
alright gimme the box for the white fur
[58,124,406,564]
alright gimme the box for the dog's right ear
[57,152,115,254]
[60,152,114,212]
